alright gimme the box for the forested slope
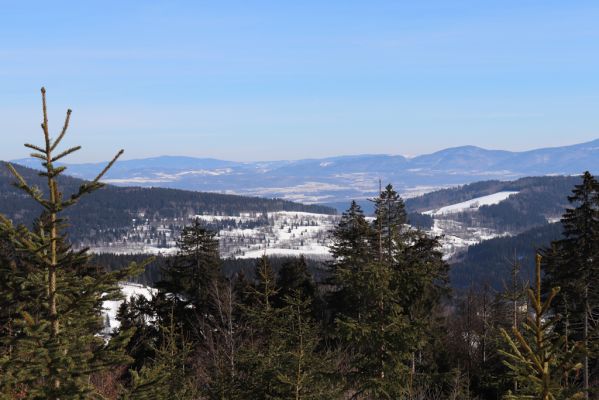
[0,163,335,243]
[450,222,563,289]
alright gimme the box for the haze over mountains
[13,139,599,206]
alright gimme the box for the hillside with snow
[90,211,337,260]
[89,190,526,262]
[424,191,519,216]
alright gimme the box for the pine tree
[159,218,221,310]
[371,184,408,264]
[155,218,221,343]
[124,310,199,400]
[542,171,599,397]
[276,255,316,309]
[328,200,373,320]
[273,292,341,400]
[330,186,449,398]
[237,257,340,399]
[500,254,583,400]
[0,87,147,399]
[335,258,412,398]
[235,255,281,398]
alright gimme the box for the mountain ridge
[12,138,599,205]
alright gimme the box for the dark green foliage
[330,185,450,398]
[236,256,340,399]
[407,211,434,230]
[452,223,563,290]
[328,201,374,320]
[159,218,221,310]
[335,259,413,398]
[271,293,342,399]
[275,255,317,309]
[116,296,159,373]
[541,171,599,396]
[543,172,599,319]
[235,256,281,398]
[0,88,148,399]
[124,314,199,400]
[500,255,583,400]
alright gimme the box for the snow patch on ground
[102,283,156,332]
[424,191,519,216]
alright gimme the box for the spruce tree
[328,200,373,320]
[371,184,408,264]
[542,171,599,397]
[500,255,583,400]
[237,257,340,400]
[159,218,221,310]
[334,258,412,398]
[330,186,449,398]
[124,311,199,400]
[0,88,146,399]
[155,218,221,342]
[115,295,159,373]
[235,255,281,398]
[275,255,316,309]
[273,292,341,400]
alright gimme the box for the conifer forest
[1,89,598,400]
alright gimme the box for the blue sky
[1,1,599,162]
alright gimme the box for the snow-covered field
[424,191,518,216]
[219,211,336,258]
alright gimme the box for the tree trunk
[584,285,589,400]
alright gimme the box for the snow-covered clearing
[424,191,519,216]
[430,219,511,260]
[102,283,155,333]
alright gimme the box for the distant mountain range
[13,139,599,207]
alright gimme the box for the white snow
[230,211,337,259]
[424,191,519,216]
[430,218,512,260]
[102,283,156,333]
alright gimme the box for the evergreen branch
[29,153,47,161]
[541,287,560,315]
[5,161,30,189]
[4,162,48,207]
[92,149,124,183]
[52,146,81,163]
[24,143,47,154]
[41,87,50,151]
[49,165,67,178]
[50,108,72,151]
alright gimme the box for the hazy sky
[1,1,599,162]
